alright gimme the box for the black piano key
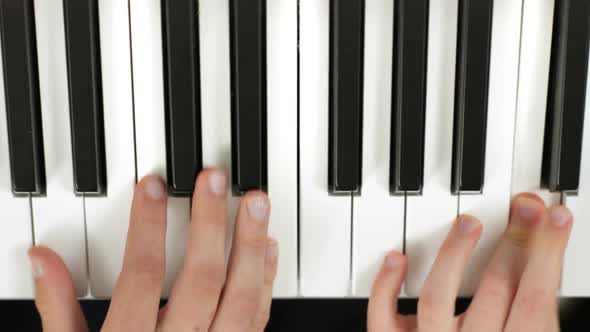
[451,0,494,194]
[541,0,590,193]
[0,0,46,195]
[162,0,202,196]
[328,0,364,195]
[389,0,429,195]
[230,0,267,195]
[63,0,106,195]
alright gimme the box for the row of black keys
[0,0,588,197]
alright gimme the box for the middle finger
[159,169,229,332]
[418,215,482,332]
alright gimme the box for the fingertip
[456,214,483,236]
[511,195,545,225]
[28,246,73,287]
[383,250,405,271]
[137,175,166,201]
[513,192,546,207]
[244,191,270,224]
[195,168,228,197]
[547,205,573,228]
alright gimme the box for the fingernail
[385,252,400,270]
[266,238,278,262]
[29,255,43,279]
[514,197,542,223]
[208,170,227,196]
[247,195,269,223]
[144,177,165,200]
[550,206,571,227]
[458,216,480,235]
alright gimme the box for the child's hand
[368,193,569,332]
[29,169,277,332]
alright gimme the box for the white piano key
[404,0,459,296]
[32,0,88,297]
[129,0,189,297]
[562,49,590,297]
[199,0,238,269]
[511,0,560,205]
[300,0,351,296]
[267,0,298,297]
[458,0,523,295]
[85,0,136,297]
[0,36,34,300]
[352,0,404,297]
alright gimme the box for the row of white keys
[352,0,404,297]
[459,0,523,294]
[32,0,87,296]
[129,0,189,297]
[266,0,299,297]
[404,0,460,296]
[0,37,34,299]
[299,0,352,296]
[86,0,136,297]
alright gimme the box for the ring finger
[417,215,482,332]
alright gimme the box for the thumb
[28,246,88,332]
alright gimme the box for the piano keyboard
[0,0,588,299]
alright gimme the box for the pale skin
[28,168,571,332]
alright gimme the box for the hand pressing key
[368,193,571,332]
[28,169,277,332]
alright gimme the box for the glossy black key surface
[389,0,429,195]
[230,0,267,195]
[541,0,590,193]
[329,0,364,195]
[162,0,202,196]
[451,0,494,194]
[0,0,45,195]
[63,0,106,195]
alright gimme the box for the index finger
[102,176,168,332]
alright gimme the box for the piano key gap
[296,0,302,298]
[28,194,36,246]
[126,0,139,184]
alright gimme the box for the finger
[102,176,167,332]
[250,238,279,332]
[505,205,572,332]
[367,251,407,332]
[159,169,228,331]
[29,246,88,332]
[417,215,482,332]
[210,192,270,332]
[463,193,545,332]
